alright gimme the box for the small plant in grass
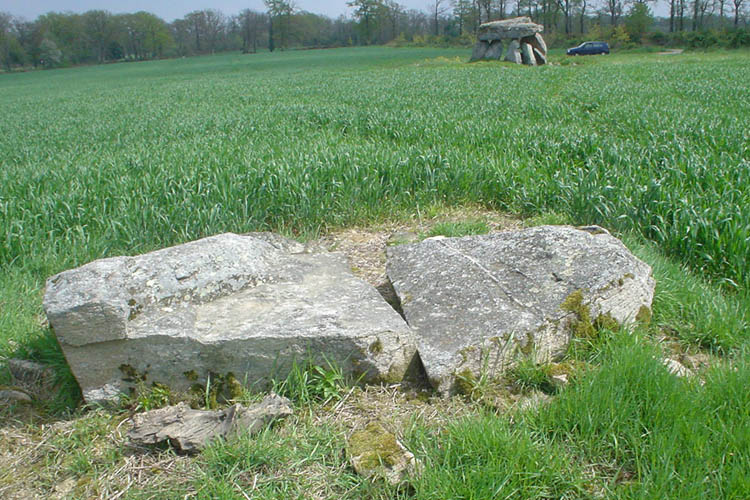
[120,381,173,412]
[273,356,346,406]
[426,220,490,238]
[507,358,558,395]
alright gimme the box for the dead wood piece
[128,394,293,453]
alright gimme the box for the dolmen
[470,16,548,65]
[44,226,654,402]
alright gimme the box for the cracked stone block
[386,226,654,394]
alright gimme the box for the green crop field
[1,47,749,499]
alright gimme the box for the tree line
[1,0,748,71]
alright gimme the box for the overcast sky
[4,0,433,22]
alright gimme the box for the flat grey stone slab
[479,17,543,41]
[45,233,415,403]
[386,226,654,394]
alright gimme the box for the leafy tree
[348,0,382,44]
[83,10,114,63]
[625,2,653,42]
[39,38,62,67]
[265,0,296,49]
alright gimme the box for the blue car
[566,41,610,56]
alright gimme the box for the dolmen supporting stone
[470,17,547,65]
[44,233,415,404]
[386,226,654,395]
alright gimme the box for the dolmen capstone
[470,16,548,65]
[386,226,654,395]
[44,233,416,404]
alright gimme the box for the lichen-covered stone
[44,233,415,403]
[386,225,655,395]
[348,422,416,485]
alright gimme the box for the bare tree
[202,9,225,53]
[605,0,625,25]
[430,0,450,34]
[237,9,266,53]
[733,0,745,25]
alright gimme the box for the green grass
[1,46,750,499]
[426,219,491,238]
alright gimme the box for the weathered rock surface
[522,33,548,55]
[128,394,293,453]
[521,42,536,66]
[44,233,415,403]
[504,40,522,64]
[484,40,504,60]
[479,17,543,41]
[532,48,547,65]
[7,359,56,400]
[348,422,417,485]
[470,41,489,62]
[386,225,655,394]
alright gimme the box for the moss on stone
[560,290,596,339]
[453,368,478,397]
[224,372,243,400]
[348,422,402,469]
[594,312,619,331]
[369,339,383,354]
[636,305,652,324]
[119,364,146,383]
[520,332,536,356]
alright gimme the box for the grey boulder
[533,47,547,65]
[386,226,654,394]
[504,40,522,64]
[522,33,547,56]
[521,42,537,66]
[483,40,504,60]
[44,233,415,404]
[470,41,489,62]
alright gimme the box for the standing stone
[386,226,655,395]
[470,41,490,62]
[522,33,548,56]
[521,43,536,65]
[504,40,522,64]
[533,48,547,65]
[483,40,504,60]
[44,233,416,404]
